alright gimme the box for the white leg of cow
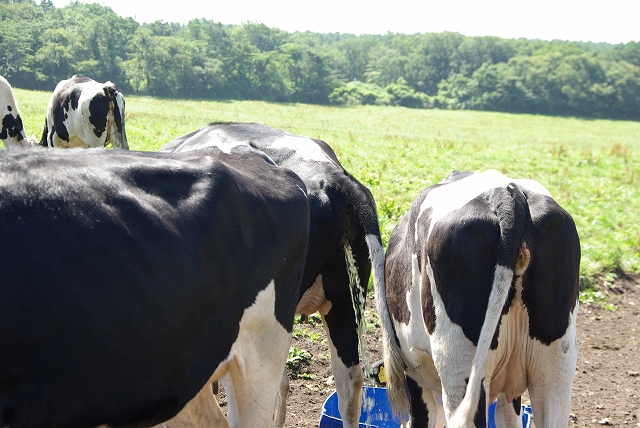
[432,391,446,428]
[430,326,477,421]
[415,384,439,428]
[321,314,364,428]
[526,308,578,428]
[493,395,522,428]
[404,369,442,428]
[423,389,439,428]
[273,369,289,428]
[154,382,230,428]
[222,282,293,428]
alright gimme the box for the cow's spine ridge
[448,183,529,428]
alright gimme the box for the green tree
[454,36,516,76]
[328,81,391,106]
[0,0,44,86]
[281,42,336,103]
[335,36,377,81]
[404,32,465,95]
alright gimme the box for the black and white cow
[377,170,580,428]
[0,147,309,428]
[1,75,37,148]
[40,75,129,149]
[160,122,385,427]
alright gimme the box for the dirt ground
[217,274,639,427]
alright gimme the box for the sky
[50,0,640,44]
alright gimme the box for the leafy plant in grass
[364,309,380,331]
[293,328,323,342]
[579,289,607,304]
[292,313,323,326]
[287,346,311,368]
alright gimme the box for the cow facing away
[40,75,128,149]
[0,147,309,428]
[160,122,386,428]
[1,75,37,148]
[378,170,580,428]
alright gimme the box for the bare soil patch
[571,273,640,427]
[216,275,640,427]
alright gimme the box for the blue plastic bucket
[319,386,532,428]
[319,386,401,428]
[488,401,532,428]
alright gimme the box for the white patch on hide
[414,170,552,243]
[269,135,335,164]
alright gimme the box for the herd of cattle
[0,75,581,428]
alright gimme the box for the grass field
[13,88,640,289]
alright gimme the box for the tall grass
[13,88,640,286]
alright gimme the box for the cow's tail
[375,245,411,421]
[333,170,388,356]
[333,173,411,421]
[448,183,530,428]
[104,84,128,149]
[336,172,409,420]
[39,120,49,147]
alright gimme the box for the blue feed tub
[319,386,532,428]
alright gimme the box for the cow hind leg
[229,292,293,426]
[321,309,364,428]
[527,340,577,427]
[220,374,237,427]
[156,382,230,428]
[272,369,289,428]
[526,311,577,427]
[406,376,439,428]
[493,395,523,428]
[224,330,290,428]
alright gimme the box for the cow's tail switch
[448,183,529,428]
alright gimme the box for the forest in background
[2,0,640,119]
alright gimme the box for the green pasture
[14,88,640,290]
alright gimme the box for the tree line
[2,0,639,119]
